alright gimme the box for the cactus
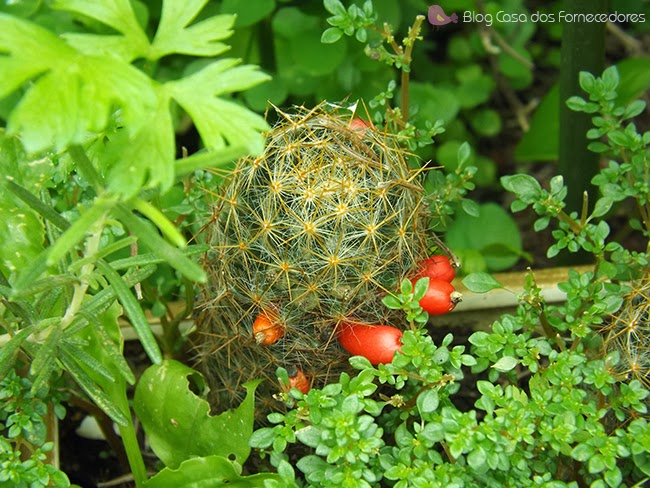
[193,105,435,413]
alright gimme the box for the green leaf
[601,66,620,92]
[53,0,150,61]
[46,195,117,265]
[416,389,439,415]
[289,28,347,77]
[65,264,157,336]
[59,344,129,426]
[0,132,49,279]
[144,455,282,488]
[115,207,207,283]
[0,14,157,153]
[221,0,276,28]
[324,0,346,16]
[133,360,261,469]
[109,245,209,270]
[399,277,413,296]
[462,273,503,293]
[566,96,587,111]
[501,175,541,198]
[151,1,234,59]
[492,356,518,372]
[413,277,429,301]
[467,446,487,471]
[572,443,595,462]
[5,180,70,231]
[446,203,522,271]
[516,58,650,162]
[321,27,343,43]
[131,198,186,248]
[469,109,501,137]
[174,145,247,176]
[0,326,36,379]
[382,294,402,310]
[105,93,175,196]
[167,59,270,156]
[457,141,472,167]
[96,260,162,365]
[409,82,460,125]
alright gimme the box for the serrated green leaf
[53,0,149,61]
[134,360,261,469]
[105,92,175,196]
[0,14,157,153]
[144,455,281,487]
[167,59,270,155]
[151,1,234,59]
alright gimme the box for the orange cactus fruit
[252,311,284,345]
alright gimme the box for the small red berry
[337,323,403,365]
[416,278,462,316]
[350,117,371,132]
[415,255,456,283]
[288,369,310,394]
[253,311,284,345]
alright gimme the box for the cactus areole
[196,105,436,411]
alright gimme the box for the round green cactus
[194,105,436,412]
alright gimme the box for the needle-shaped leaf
[5,180,70,231]
[65,265,157,337]
[115,207,206,283]
[59,345,129,426]
[0,326,36,380]
[59,340,117,384]
[46,195,118,266]
[97,260,162,365]
[131,198,186,248]
[109,245,209,270]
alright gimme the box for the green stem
[399,15,425,124]
[111,383,148,487]
[60,219,105,330]
[558,0,607,213]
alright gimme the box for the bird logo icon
[427,5,458,26]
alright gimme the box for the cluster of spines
[195,105,432,414]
